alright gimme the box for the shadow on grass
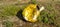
[16,9,27,22]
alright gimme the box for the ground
[0,0,60,27]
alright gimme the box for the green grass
[37,3,56,24]
[31,0,37,4]
[0,1,60,27]
[3,21,13,27]
[0,5,20,16]
[0,1,56,24]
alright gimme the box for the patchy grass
[0,0,60,27]
[0,5,20,16]
[2,5,20,16]
[3,21,13,27]
[37,3,56,25]
[31,0,37,4]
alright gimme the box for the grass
[37,3,56,24]
[0,0,60,27]
[31,0,37,4]
[3,21,13,27]
[0,5,20,16]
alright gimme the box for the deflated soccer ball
[22,4,44,22]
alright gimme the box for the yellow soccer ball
[22,4,44,22]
